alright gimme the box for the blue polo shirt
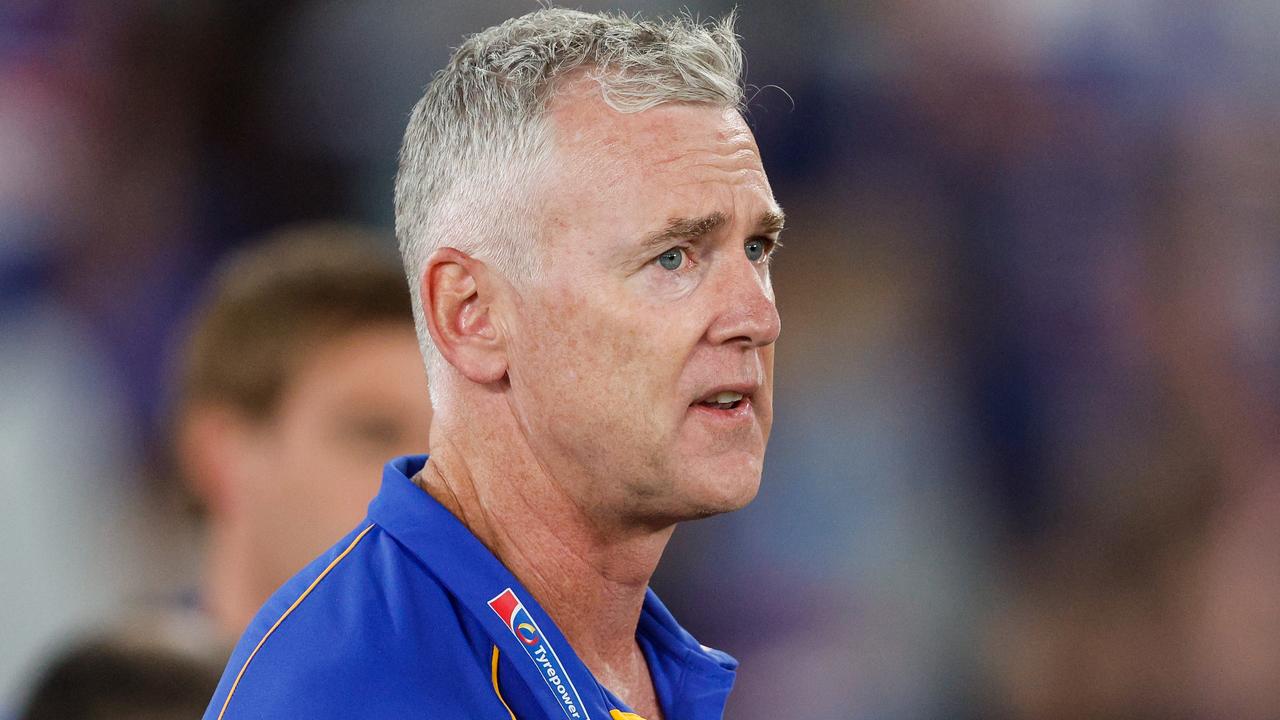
[203,455,737,720]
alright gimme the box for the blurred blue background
[3,1,1278,718]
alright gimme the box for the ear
[177,404,258,518]
[421,247,509,385]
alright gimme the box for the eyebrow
[640,212,728,251]
[638,208,786,252]
[758,209,786,235]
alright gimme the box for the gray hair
[394,8,745,402]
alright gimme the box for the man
[177,224,432,642]
[205,9,782,720]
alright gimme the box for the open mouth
[695,390,746,411]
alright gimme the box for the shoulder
[203,524,494,719]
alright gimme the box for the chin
[676,461,763,520]
[623,442,766,525]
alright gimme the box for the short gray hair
[394,8,745,401]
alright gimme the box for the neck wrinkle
[416,432,673,703]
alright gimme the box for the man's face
[504,88,782,528]
[242,324,431,583]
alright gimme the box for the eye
[342,415,403,447]
[657,247,686,270]
[745,238,773,262]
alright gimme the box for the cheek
[514,292,683,434]
[260,422,331,504]
[555,294,686,384]
[267,411,362,494]
[274,427,380,528]
[757,346,776,437]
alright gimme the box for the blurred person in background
[8,224,431,719]
[173,223,432,644]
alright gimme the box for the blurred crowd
[2,1,1277,719]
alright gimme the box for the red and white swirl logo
[489,588,591,720]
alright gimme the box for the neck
[418,431,672,716]
[203,521,272,643]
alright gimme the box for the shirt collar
[368,455,736,719]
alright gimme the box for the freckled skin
[502,89,782,528]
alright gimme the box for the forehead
[540,83,774,248]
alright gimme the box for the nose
[705,255,781,348]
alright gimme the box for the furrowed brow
[640,212,728,251]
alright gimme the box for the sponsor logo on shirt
[489,588,591,720]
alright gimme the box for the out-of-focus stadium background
[3,1,1278,718]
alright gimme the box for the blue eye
[658,248,685,270]
[745,239,768,262]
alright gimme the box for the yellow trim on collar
[216,524,377,720]
[491,646,518,720]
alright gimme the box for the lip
[690,382,760,405]
[688,396,755,425]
